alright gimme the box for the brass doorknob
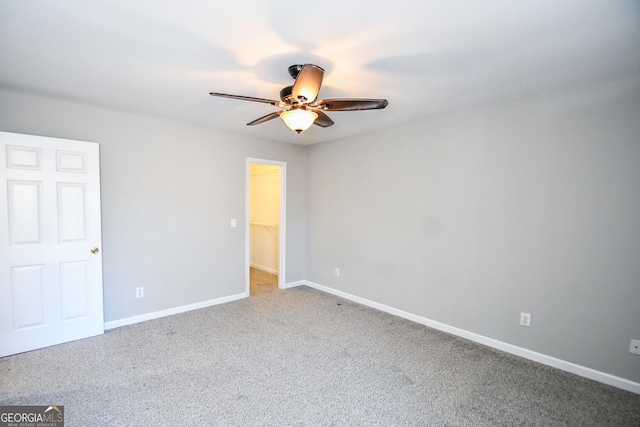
[91,247,99,254]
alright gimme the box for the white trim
[246,158,287,292]
[250,263,278,275]
[282,280,305,289]
[104,292,248,330]
[303,280,640,395]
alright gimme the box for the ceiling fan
[210,64,388,133]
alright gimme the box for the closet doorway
[246,158,286,295]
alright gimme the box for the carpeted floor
[1,272,639,426]
[250,267,279,296]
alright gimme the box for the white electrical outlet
[135,287,144,298]
[231,218,237,228]
[630,339,640,355]
[520,312,531,327]
[335,268,340,277]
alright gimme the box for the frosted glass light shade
[280,109,318,133]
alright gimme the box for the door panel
[58,183,86,242]
[6,145,42,169]
[8,180,43,245]
[0,131,104,357]
[11,264,46,329]
[60,260,89,321]
[56,150,86,173]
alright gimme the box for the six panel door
[0,131,104,357]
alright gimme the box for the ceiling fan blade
[313,110,334,128]
[247,111,281,126]
[316,98,389,111]
[291,64,324,104]
[210,92,280,105]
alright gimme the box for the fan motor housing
[280,85,296,104]
[288,64,304,79]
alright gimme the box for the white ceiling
[1,1,639,145]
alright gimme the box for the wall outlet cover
[520,312,531,327]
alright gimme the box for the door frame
[245,157,286,293]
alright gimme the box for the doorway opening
[246,158,286,296]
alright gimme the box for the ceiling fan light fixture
[280,109,318,133]
[210,63,388,132]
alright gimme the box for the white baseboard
[250,263,278,275]
[104,292,248,330]
[282,280,305,289]
[303,280,640,395]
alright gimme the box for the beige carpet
[1,279,639,426]
[250,267,278,295]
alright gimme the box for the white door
[0,131,104,357]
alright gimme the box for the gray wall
[2,74,639,385]
[306,75,640,383]
[0,89,307,322]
